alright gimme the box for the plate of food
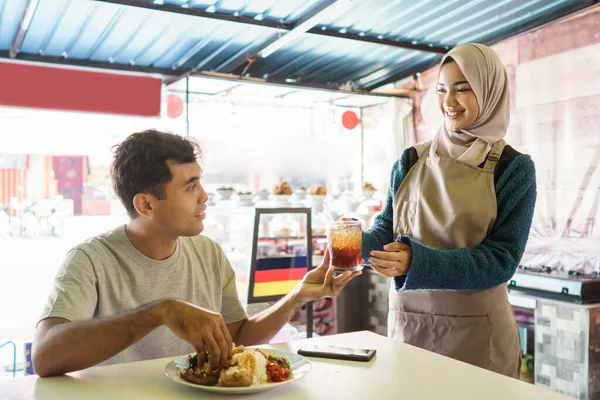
[165,345,311,395]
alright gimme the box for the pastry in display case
[309,184,327,196]
[361,182,377,200]
[307,185,327,213]
[271,181,293,206]
[272,181,293,195]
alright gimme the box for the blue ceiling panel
[0,0,594,91]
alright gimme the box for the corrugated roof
[0,0,594,92]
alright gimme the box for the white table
[0,331,575,400]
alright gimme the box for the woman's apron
[388,138,521,378]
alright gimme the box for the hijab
[434,43,510,166]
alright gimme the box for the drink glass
[327,220,363,272]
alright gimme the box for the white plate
[164,348,311,395]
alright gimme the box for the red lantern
[166,94,184,119]
[341,110,360,130]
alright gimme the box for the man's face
[152,161,208,237]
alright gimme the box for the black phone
[297,344,376,362]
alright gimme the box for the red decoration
[0,61,161,116]
[166,94,184,119]
[341,110,360,130]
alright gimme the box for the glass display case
[201,193,380,340]
[248,207,313,304]
[202,200,334,339]
[249,207,316,338]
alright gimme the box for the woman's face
[437,60,479,132]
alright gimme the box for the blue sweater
[363,147,537,292]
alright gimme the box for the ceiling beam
[91,0,447,54]
[0,51,181,77]
[214,0,351,74]
[257,0,355,58]
[361,58,441,91]
[92,0,291,29]
[188,71,410,98]
[9,0,40,58]
[168,0,357,85]
[0,52,408,98]
[307,28,449,54]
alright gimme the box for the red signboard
[0,61,161,117]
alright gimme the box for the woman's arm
[393,155,536,292]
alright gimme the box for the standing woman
[364,43,536,378]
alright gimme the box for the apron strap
[482,140,505,172]
[414,140,432,159]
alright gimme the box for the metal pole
[185,76,190,137]
[359,107,364,188]
[0,341,17,377]
[306,208,313,338]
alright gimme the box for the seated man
[33,130,360,377]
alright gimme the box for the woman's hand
[368,242,412,277]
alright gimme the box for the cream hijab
[433,43,510,167]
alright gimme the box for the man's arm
[227,289,304,346]
[33,299,232,377]
[33,301,164,377]
[228,251,360,346]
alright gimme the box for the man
[33,130,360,377]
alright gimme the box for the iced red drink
[327,220,363,272]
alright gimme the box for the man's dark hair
[110,129,201,218]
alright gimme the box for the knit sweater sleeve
[393,154,537,292]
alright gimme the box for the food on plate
[180,345,291,387]
[237,191,252,195]
[362,182,376,191]
[217,186,234,191]
[263,352,291,383]
[309,184,327,195]
[273,181,293,195]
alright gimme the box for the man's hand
[297,249,362,302]
[162,300,232,370]
[368,241,412,277]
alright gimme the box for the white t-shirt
[40,225,247,365]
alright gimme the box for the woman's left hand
[368,242,412,277]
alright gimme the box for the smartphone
[297,344,376,362]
